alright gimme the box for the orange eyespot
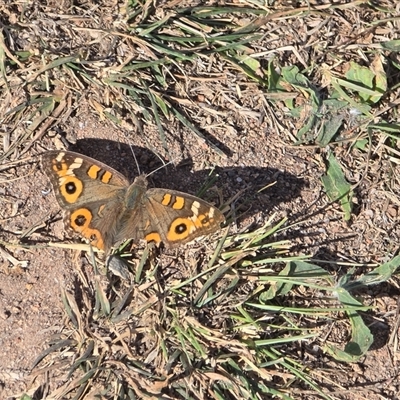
[60,176,83,203]
[70,208,104,250]
[167,218,192,241]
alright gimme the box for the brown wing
[141,188,225,248]
[41,150,130,252]
[41,150,129,208]
[115,176,225,249]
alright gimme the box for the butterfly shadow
[66,138,307,217]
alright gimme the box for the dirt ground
[2,111,399,399]
[1,1,400,399]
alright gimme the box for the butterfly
[41,150,225,253]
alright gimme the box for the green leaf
[344,60,386,104]
[267,59,282,92]
[236,53,261,72]
[321,153,353,220]
[324,288,373,362]
[279,66,322,143]
[314,98,350,146]
[341,255,400,290]
[316,114,344,147]
[261,261,331,301]
[380,39,400,51]
[330,79,372,117]
[369,122,400,133]
[353,138,368,150]
[19,395,33,400]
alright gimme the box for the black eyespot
[74,214,87,226]
[66,182,76,194]
[175,223,188,234]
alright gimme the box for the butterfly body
[41,150,225,252]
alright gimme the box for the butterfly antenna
[129,146,142,175]
[146,159,176,179]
